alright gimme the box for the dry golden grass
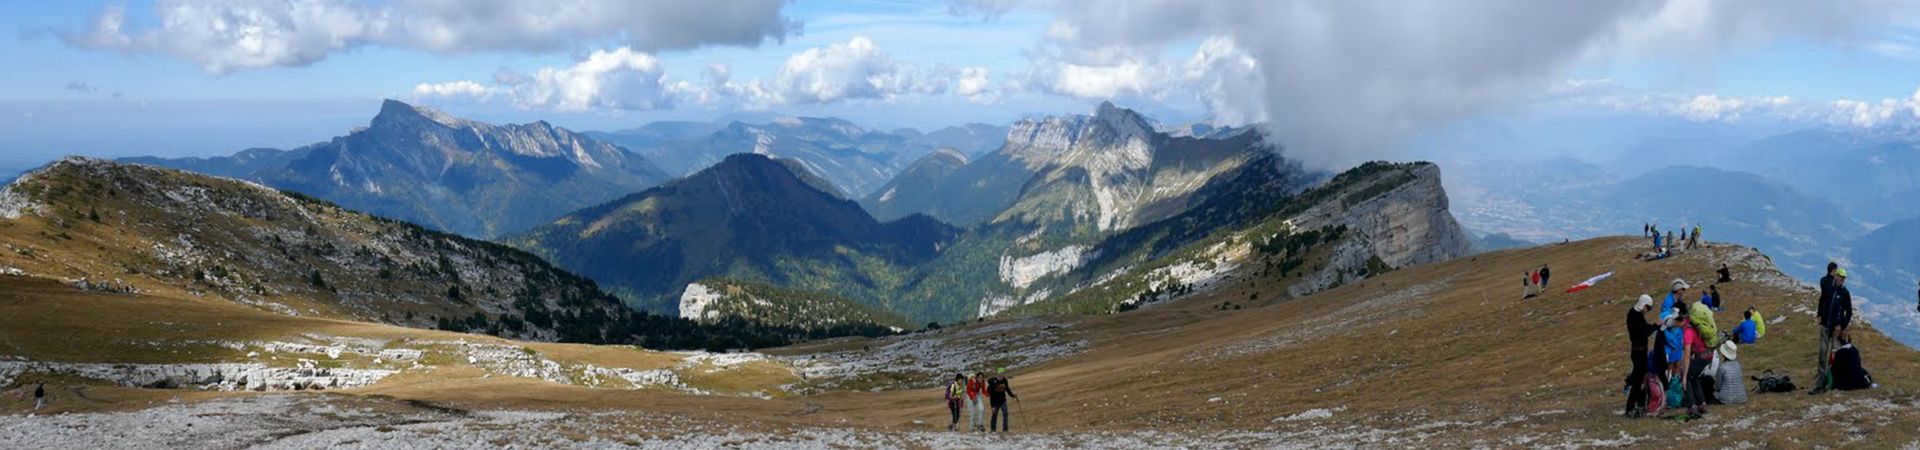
[4,237,1917,446]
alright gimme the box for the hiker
[1539,265,1551,291]
[988,368,1019,432]
[1679,305,1710,419]
[1530,271,1542,298]
[1522,271,1537,299]
[1830,330,1876,390]
[1712,342,1747,405]
[1624,295,1658,418]
[1658,310,1689,418]
[1644,311,1677,417]
[1667,231,1675,250]
[1717,264,1732,283]
[1661,279,1690,316]
[1653,231,1663,250]
[33,383,45,410]
[1812,264,1845,395]
[967,372,988,431]
[945,374,966,431]
[1693,225,1703,247]
[1731,307,1766,344]
[1712,282,1728,311]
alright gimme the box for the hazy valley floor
[5,237,1920,449]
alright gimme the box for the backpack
[1665,374,1685,409]
[1751,370,1795,394]
[1644,374,1666,415]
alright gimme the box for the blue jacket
[1733,319,1759,344]
[1662,326,1685,363]
[1662,293,1680,317]
[1700,292,1717,310]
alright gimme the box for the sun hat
[1635,294,1653,312]
[1672,279,1690,291]
[1719,342,1738,361]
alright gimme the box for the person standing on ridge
[1624,295,1658,418]
[1693,225,1703,247]
[944,373,966,431]
[1539,265,1551,292]
[988,368,1020,432]
[1812,262,1839,395]
[33,383,45,410]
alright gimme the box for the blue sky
[4,0,1920,168]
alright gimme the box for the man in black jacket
[1814,265,1852,395]
[987,369,1020,432]
[1624,295,1657,417]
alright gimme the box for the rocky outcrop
[1288,163,1471,269]
[0,361,394,392]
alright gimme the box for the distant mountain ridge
[126,99,670,238]
[591,117,1007,198]
[507,153,959,313]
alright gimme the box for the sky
[5,0,1920,169]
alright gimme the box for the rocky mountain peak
[370,99,466,130]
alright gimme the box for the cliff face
[1288,163,1471,269]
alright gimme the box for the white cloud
[959,0,1904,167]
[955,67,995,103]
[65,0,797,74]
[414,47,675,112]
[412,80,493,99]
[759,37,951,105]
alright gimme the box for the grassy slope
[7,237,1918,446]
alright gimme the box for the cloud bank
[65,0,799,74]
[959,0,1904,167]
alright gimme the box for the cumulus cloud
[414,47,677,112]
[410,37,999,113]
[1548,82,1920,129]
[756,37,951,105]
[64,0,798,74]
[959,0,1902,167]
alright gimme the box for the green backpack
[1665,374,1685,409]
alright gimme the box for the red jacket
[966,378,985,399]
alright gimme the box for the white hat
[1634,294,1653,312]
[1718,341,1738,361]
[1672,279,1690,291]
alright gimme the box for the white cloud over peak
[757,37,951,105]
[414,47,678,112]
[65,0,797,74]
[958,0,1904,167]
[414,38,970,113]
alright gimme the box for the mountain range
[127,100,671,238]
[590,117,1006,198]
[507,153,957,313]
[93,99,1477,334]
[0,157,833,349]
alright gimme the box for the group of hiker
[1641,223,1702,261]
[944,369,1020,432]
[1521,265,1552,299]
[1623,277,1761,419]
[1622,241,1885,421]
